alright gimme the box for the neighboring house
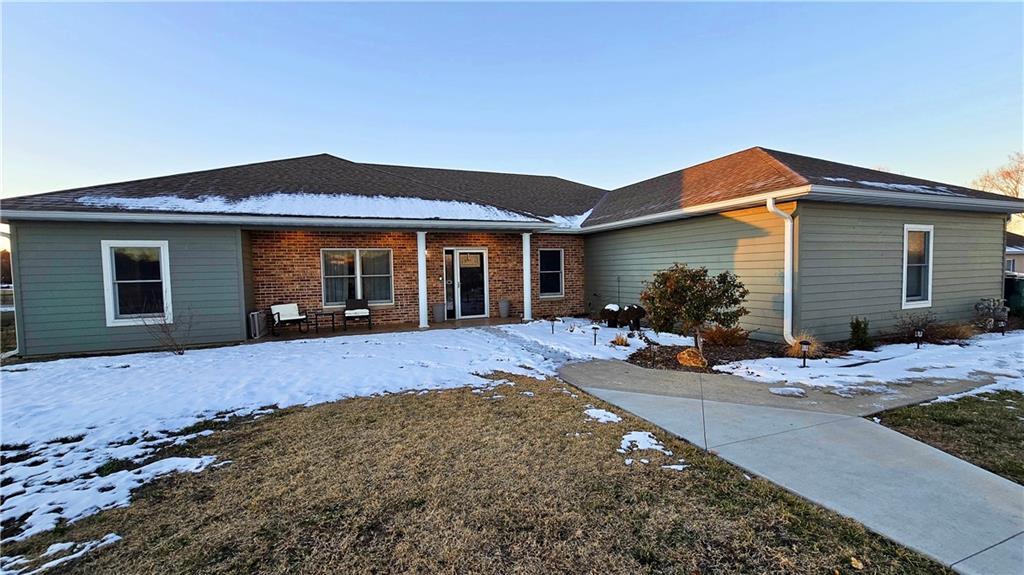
[2,147,1022,356]
[1006,232,1024,276]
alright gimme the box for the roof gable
[583,147,806,227]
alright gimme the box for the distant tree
[0,250,11,285]
[640,264,749,354]
[973,152,1023,232]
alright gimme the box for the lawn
[877,390,1024,485]
[1,374,946,574]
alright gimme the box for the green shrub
[639,264,749,352]
[849,316,874,350]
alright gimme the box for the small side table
[313,310,339,333]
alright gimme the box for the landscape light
[914,329,924,349]
[591,324,600,346]
[997,320,1006,336]
[799,340,810,368]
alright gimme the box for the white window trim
[901,224,934,310]
[320,248,395,308]
[100,240,173,327]
[538,248,564,299]
[1007,258,1016,272]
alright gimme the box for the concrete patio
[560,360,1024,575]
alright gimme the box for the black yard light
[799,340,810,368]
[914,329,924,349]
[591,324,600,346]
[550,316,557,334]
[997,320,1006,336]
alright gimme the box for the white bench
[269,303,309,335]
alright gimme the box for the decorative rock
[675,347,708,368]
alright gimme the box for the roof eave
[807,185,1024,213]
[577,186,812,233]
[0,209,557,231]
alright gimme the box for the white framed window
[902,224,934,309]
[538,248,564,298]
[321,248,394,306]
[100,240,173,327]
[1008,259,1017,272]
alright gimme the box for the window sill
[538,294,564,300]
[106,315,173,328]
[902,300,932,310]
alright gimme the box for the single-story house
[1007,231,1024,275]
[3,147,1022,356]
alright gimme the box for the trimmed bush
[849,316,874,351]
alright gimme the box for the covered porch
[242,227,584,337]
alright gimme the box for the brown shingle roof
[362,163,606,218]
[0,154,603,220]
[4,147,1019,228]
[582,147,1020,227]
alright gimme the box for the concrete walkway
[560,361,1024,575]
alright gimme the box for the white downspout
[766,198,796,344]
[416,231,429,329]
[522,232,532,321]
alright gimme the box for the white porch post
[522,232,532,321]
[417,231,429,329]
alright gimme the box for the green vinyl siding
[795,202,1005,341]
[11,221,246,356]
[584,205,789,341]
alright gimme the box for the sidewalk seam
[949,530,1024,567]
[710,415,858,450]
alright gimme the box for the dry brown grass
[701,325,750,347]
[3,375,946,574]
[927,322,979,342]
[784,333,823,359]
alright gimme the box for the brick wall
[248,230,584,328]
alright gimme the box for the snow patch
[768,387,807,398]
[583,408,622,423]
[618,431,672,456]
[545,209,593,229]
[715,332,1024,395]
[75,192,539,223]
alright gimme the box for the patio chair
[343,298,372,331]
[269,303,309,336]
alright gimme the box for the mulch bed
[628,340,780,373]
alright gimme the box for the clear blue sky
[2,2,1022,199]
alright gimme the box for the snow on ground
[0,319,675,559]
[716,332,1024,397]
[497,317,692,362]
[583,407,622,423]
[617,431,672,456]
[75,192,540,223]
[768,387,807,398]
[1,533,121,575]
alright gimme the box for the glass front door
[454,250,487,318]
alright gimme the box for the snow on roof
[819,177,964,197]
[545,209,593,229]
[74,192,543,222]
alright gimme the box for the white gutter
[766,197,796,344]
[807,185,1024,212]
[0,209,557,231]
